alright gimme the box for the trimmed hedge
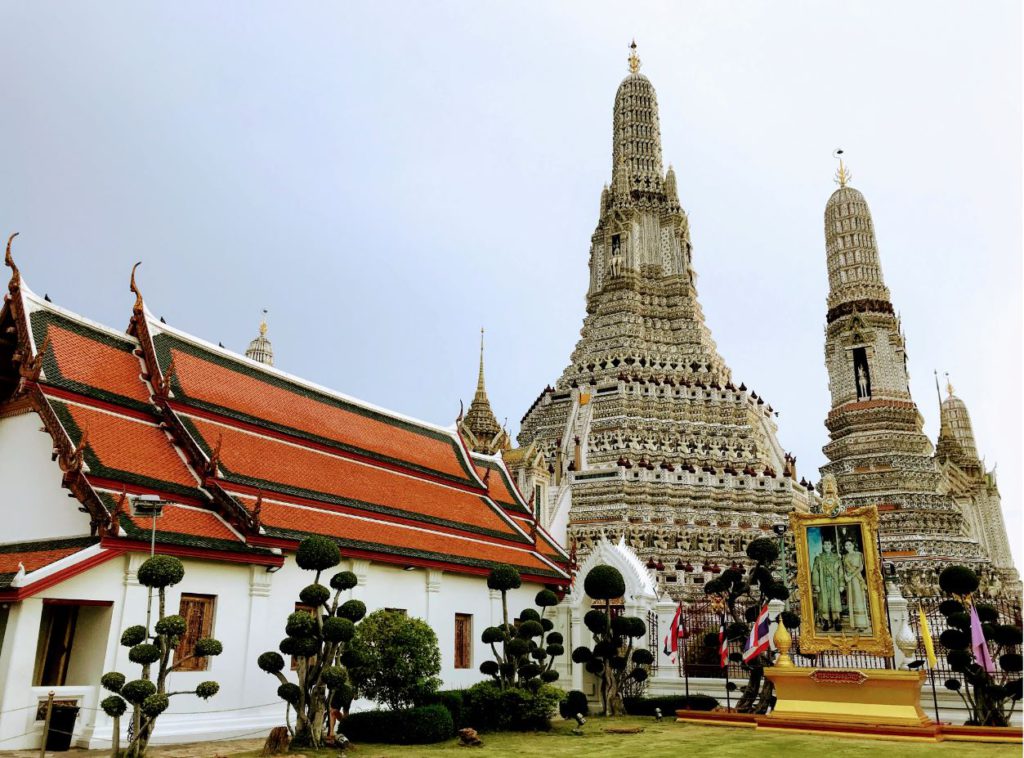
[462,681,563,732]
[342,704,452,745]
[419,689,465,732]
[623,694,718,715]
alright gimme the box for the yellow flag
[919,607,937,669]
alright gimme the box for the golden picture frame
[789,505,893,657]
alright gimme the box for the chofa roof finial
[5,232,20,291]
[130,261,144,312]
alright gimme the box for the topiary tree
[570,564,648,716]
[99,555,223,757]
[478,566,565,689]
[348,609,441,710]
[936,565,1022,726]
[701,537,798,714]
[257,536,364,749]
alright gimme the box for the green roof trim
[152,332,479,487]
[30,310,152,413]
[476,458,531,515]
[49,399,201,500]
[262,524,566,580]
[179,415,531,545]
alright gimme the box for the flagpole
[683,633,690,702]
[928,666,941,724]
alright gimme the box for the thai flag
[742,604,772,663]
[663,602,685,661]
[718,624,728,668]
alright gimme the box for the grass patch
[235,716,1020,758]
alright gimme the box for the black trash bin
[44,704,79,751]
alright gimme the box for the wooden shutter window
[454,613,472,669]
[174,594,215,671]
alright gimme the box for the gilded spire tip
[833,148,851,188]
[945,372,954,398]
[259,308,268,336]
[628,39,641,74]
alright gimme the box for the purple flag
[969,605,997,673]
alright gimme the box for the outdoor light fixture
[403,565,416,571]
[772,523,786,536]
[907,659,925,670]
[265,564,282,574]
[654,707,663,722]
[131,494,166,518]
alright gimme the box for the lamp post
[131,495,166,633]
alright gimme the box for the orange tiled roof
[31,310,151,409]
[255,499,561,578]
[0,536,99,587]
[48,398,200,496]
[184,414,524,541]
[122,504,240,544]
[153,334,476,485]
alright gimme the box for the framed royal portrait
[789,504,893,657]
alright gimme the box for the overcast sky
[1,2,1020,565]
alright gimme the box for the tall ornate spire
[245,310,274,366]
[824,156,891,313]
[459,329,508,454]
[611,40,664,197]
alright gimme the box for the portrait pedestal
[760,667,939,740]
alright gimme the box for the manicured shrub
[343,704,453,745]
[462,681,563,732]
[584,565,626,600]
[746,538,779,565]
[101,557,222,758]
[136,555,184,588]
[938,565,979,597]
[558,689,589,719]
[258,536,363,749]
[623,694,718,715]
[419,689,465,732]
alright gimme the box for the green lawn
[236,716,1020,758]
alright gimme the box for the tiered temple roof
[0,242,567,600]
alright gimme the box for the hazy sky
[2,2,1020,564]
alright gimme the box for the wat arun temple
[456,44,1019,602]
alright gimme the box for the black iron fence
[908,598,1022,682]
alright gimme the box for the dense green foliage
[348,610,441,710]
[462,680,563,732]
[558,689,590,719]
[419,689,466,732]
[100,555,222,757]
[574,564,649,716]
[937,565,1021,726]
[257,536,363,749]
[342,704,453,744]
[700,535,797,715]
[478,567,564,688]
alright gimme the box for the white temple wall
[0,411,90,541]
[0,550,560,750]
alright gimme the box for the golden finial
[945,372,954,398]
[259,309,268,336]
[833,148,851,188]
[628,39,641,74]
